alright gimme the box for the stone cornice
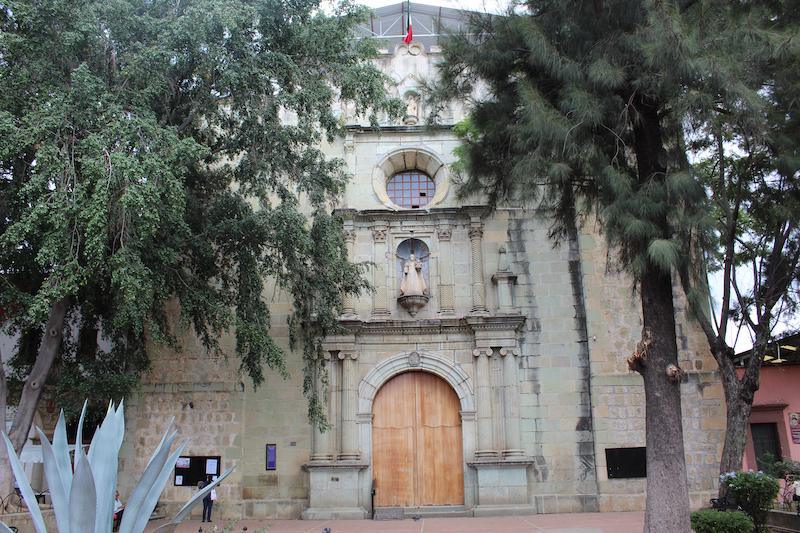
[334,206,489,225]
[464,314,526,333]
[335,314,527,337]
[342,317,470,336]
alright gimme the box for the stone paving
[145,512,645,533]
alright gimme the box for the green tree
[431,1,792,530]
[678,0,800,484]
[0,0,400,496]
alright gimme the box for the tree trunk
[641,268,691,533]
[719,385,752,476]
[0,353,10,499]
[1,298,69,496]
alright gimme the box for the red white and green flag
[402,0,413,43]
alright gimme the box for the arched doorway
[372,371,464,507]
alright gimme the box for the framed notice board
[173,455,221,487]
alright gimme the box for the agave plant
[1,401,234,533]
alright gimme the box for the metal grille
[386,171,436,208]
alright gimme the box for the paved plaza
[146,512,645,532]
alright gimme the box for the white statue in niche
[400,252,428,296]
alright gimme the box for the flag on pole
[403,0,413,44]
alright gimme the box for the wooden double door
[372,371,464,507]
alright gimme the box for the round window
[386,171,436,209]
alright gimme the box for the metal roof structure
[356,2,473,48]
[735,331,800,365]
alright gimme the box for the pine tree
[431,1,793,530]
[0,0,400,497]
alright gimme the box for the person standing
[201,479,215,523]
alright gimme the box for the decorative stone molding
[357,351,475,415]
[469,219,488,314]
[436,226,452,241]
[371,226,387,242]
[342,228,357,317]
[371,148,450,210]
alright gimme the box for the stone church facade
[117,2,725,520]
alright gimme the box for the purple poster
[266,444,277,470]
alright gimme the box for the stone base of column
[474,449,499,460]
[309,453,334,462]
[371,309,391,318]
[469,459,534,512]
[337,451,361,461]
[302,461,369,520]
[501,449,525,459]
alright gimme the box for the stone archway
[356,351,477,510]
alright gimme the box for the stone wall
[577,224,725,512]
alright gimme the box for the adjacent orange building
[736,332,800,471]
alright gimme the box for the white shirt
[114,498,124,513]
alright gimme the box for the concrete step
[373,507,405,520]
[373,505,472,520]
[403,505,472,518]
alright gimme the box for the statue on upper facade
[400,252,428,296]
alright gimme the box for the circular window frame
[372,149,450,210]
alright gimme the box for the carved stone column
[342,229,357,317]
[311,352,334,461]
[371,226,390,317]
[469,220,488,314]
[501,348,524,458]
[437,225,455,314]
[473,348,498,459]
[338,351,360,461]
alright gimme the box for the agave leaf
[114,400,125,450]
[87,401,115,464]
[124,440,188,533]
[89,402,124,533]
[52,411,73,495]
[2,433,47,533]
[70,451,97,533]
[37,428,71,533]
[145,418,175,469]
[170,466,236,524]
[118,428,177,533]
[0,522,17,533]
[73,400,88,472]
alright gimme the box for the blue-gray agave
[1,401,234,533]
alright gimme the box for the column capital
[499,347,519,357]
[436,225,452,242]
[472,348,493,358]
[371,226,387,242]
[468,225,483,240]
[338,351,359,361]
[343,229,357,243]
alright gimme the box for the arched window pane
[386,171,436,208]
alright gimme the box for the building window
[605,447,647,479]
[386,171,436,209]
[751,422,781,470]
